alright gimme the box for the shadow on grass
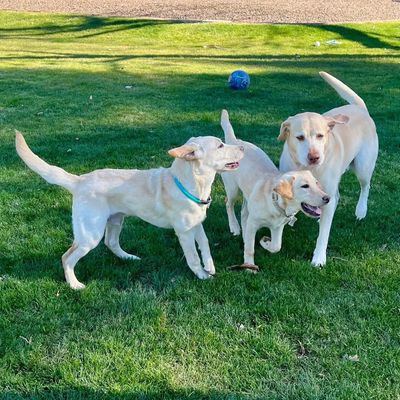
[315,24,400,50]
[1,52,400,64]
[2,388,262,399]
[0,16,180,39]
[0,15,398,51]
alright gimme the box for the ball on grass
[228,70,250,90]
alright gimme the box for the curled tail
[220,109,238,144]
[16,131,79,193]
[319,71,368,112]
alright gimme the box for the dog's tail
[319,71,368,112]
[16,131,79,193]
[221,109,238,144]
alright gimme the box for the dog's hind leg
[62,243,92,290]
[62,201,108,290]
[352,142,378,220]
[222,174,241,236]
[240,198,249,240]
[104,213,140,260]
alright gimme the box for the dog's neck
[273,192,298,218]
[170,159,215,202]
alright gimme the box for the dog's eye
[301,184,310,189]
[218,143,224,149]
[296,135,305,141]
[317,134,324,139]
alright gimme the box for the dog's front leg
[243,218,259,267]
[260,224,284,253]
[176,228,212,280]
[312,193,338,267]
[194,224,215,275]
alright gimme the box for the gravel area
[0,0,399,23]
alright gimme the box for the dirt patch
[0,0,399,23]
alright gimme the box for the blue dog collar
[173,176,211,206]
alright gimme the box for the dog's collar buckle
[287,215,297,227]
[173,176,211,207]
[272,192,297,226]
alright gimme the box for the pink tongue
[302,203,321,217]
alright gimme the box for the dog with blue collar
[16,132,243,289]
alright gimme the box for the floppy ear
[325,114,349,130]
[168,144,199,160]
[278,119,291,141]
[273,177,295,200]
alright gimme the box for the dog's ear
[325,114,349,130]
[278,119,291,141]
[273,177,295,200]
[168,143,200,160]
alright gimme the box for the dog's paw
[196,269,213,280]
[229,224,241,236]
[113,249,141,260]
[355,203,367,220]
[311,253,326,268]
[203,261,216,276]
[69,281,86,290]
[122,253,141,261]
[259,236,280,253]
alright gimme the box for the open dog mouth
[225,161,240,170]
[301,202,321,218]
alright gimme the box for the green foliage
[0,11,399,399]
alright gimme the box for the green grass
[0,11,399,399]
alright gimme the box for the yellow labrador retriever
[279,72,378,266]
[220,110,329,270]
[16,132,244,289]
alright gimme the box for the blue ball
[228,70,250,90]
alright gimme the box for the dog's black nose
[322,196,330,204]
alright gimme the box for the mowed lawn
[0,11,399,399]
